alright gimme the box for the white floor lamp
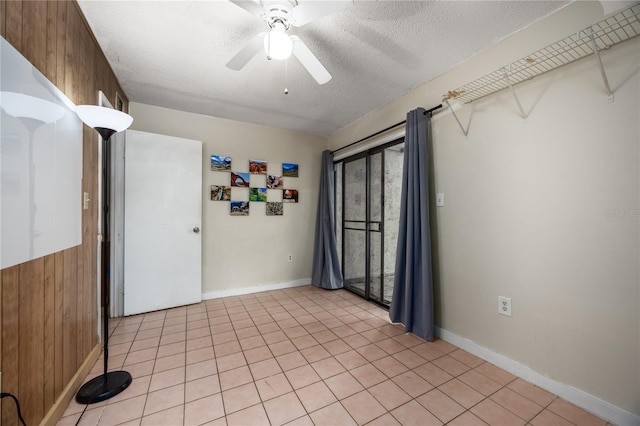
[75,105,133,404]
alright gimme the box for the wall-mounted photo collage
[210,155,298,216]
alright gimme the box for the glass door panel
[382,143,404,304]
[369,152,383,304]
[369,231,382,301]
[335,163,343,267]
[342,156,367,297]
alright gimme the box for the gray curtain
[311,150,344,289]
[389,108,434,341]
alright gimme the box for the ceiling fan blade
[228,0,265,18]
[226,33,266,70]
[291,36,331,85]
[289,0,353,26]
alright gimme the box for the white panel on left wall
[0,37,83,269]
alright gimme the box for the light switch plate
[436,193,445,207]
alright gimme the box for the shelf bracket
[587,27,614,102]
[502,67,528,119]
[444,99,468,136]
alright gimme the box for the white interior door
[124,130,202,316]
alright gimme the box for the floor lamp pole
[76,125,132,404]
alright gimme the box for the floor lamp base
[76,371,132,404]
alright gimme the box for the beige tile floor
[58,285,610,426]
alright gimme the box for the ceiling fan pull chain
[284,59,289,95]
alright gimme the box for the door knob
[193,227,200,233]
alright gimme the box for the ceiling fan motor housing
[261,1,297,29]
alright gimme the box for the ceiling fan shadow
[130,80,338,135]
[350,1,430,23]
[340,24,420,70]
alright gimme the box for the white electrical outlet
[498,296,512,317]
[287,254,293,262]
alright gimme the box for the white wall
[129,103,326,296]
[329,2,639,421]
[431,37,639,417]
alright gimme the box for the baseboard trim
[40,343,102,426]
[435,327,640,426]
[202,278,311,300]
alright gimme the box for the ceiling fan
[226,0,353,85]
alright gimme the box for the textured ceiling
[77,0,570,136]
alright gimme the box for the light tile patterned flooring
[58,285,609,426]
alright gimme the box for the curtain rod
[331,104,442,155]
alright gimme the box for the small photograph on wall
[211,155,232,172]
[230,201,250,216]
[266,202,283,216]
[249,159,267,174]
[267,175,283,189]
[282,163,299,177]
[283,189,298,203]
[211,185,231,201]
[231,171,250,187]
[249,187,267,202]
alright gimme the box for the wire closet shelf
[443,3,640,105]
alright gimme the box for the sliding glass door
[335,140,404,307]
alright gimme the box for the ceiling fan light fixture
[264,23,292,60]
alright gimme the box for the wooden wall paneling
[4,0,22,49]
[83,128,98,357]
[18,259,45,425]
[89,130,99,352]
[80,128,89,359]
[62,247,77,388]
[108,73,117,107]
[43,254,56,410]
[0,0,5,39]
[87,24,98,355]
[76,197,86,368]
[54,252,64,397]
[77,20,89,362]
[64,0,79,104]
[21,0,47,70]
[63,0,80,388]
[55,0,67,89]
[45,1,58,82]
[76,257,86,371]
[95,51,108,103]
[0,1,129,423]
[103,56,112,104]
[1,266,19,425]
[68,2,91,371]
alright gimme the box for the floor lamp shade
[75,105,133,132]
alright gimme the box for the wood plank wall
[0,2,129,424]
